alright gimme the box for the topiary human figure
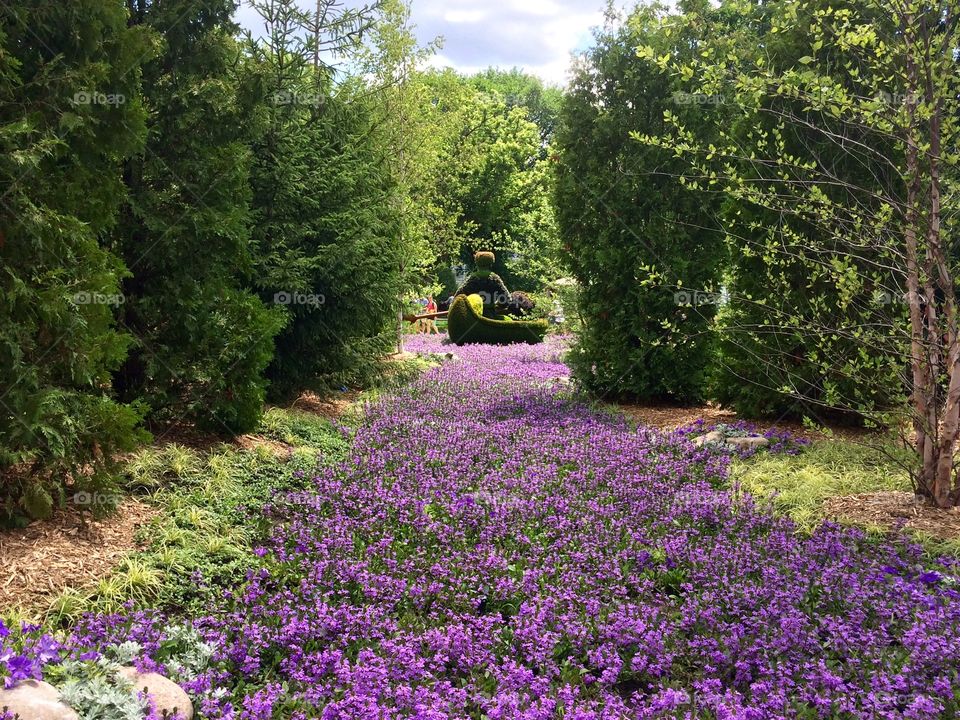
[455,251,512,317]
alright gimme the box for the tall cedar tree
[246,0,408,397]
[114,0,283,434]
[0,0,152,522]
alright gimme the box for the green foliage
[113,0,283,435]
[0,0,152,525]
[448,295,548,346]
[44,627,212,716]
[258,408,349,455]
[413,69,562,292]
[456,272,512,312]
[245,0,410,398]
[468,67,564,145]
[48,418,348,624]
[53,657,152,719]
[554,4,728,403]
[698,0,906,420]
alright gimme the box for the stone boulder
[118,668,193,720]
[727,435,770,451]
[692,430,724,447]
[0,680,79,720]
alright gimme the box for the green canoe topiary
[447,294,548,346]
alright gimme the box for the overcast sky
[234,1,627,87]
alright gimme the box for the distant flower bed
[7,340,959,718]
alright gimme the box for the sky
[234,0,626,87]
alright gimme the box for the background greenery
[0,0,565,525]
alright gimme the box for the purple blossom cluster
[11,336,960,718]
[0,620,63,689]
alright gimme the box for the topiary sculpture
[455,252,512,316]
[447,294,548,346]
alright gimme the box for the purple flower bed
[6,338,959,717]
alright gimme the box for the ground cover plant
[30,410,351,629]
[729,441,913,532]
[5,337,958,718]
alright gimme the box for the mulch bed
[2,386,365,618]
[824,491,960,543]
[616,401,877,442]
[0,500,158,616]
[617,402,737,431]
[289,390,360,421]
[234,434,296,456]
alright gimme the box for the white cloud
[235,0,629,86]
[443,9,488,23]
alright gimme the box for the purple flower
[34,635,61,664]
[4,655,36,688]
[48,336,960,717]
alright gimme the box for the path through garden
[4,337,960,718]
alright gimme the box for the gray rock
[727,435,770,451]
[118,668,193,720]
[0,680,79,720]
[692,430,724,447]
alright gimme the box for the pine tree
[0,0,152,522]
[246,0,408,396]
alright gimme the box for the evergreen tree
[246,0,408,396]
[0,0,152,522]
[114,0,283,434]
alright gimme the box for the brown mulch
[289,390,360,421]
[616,401,876,442]
[233,434,295,456]
[618,403,737,431]
[824,491,960,542]
[0,500,158,616]
[141,422,231,453]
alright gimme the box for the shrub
[113,0,283,435]
[553,7,727,403]
[448,295,548,345]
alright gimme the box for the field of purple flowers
[4,337,960,718]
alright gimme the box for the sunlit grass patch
[730,439,911,531]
